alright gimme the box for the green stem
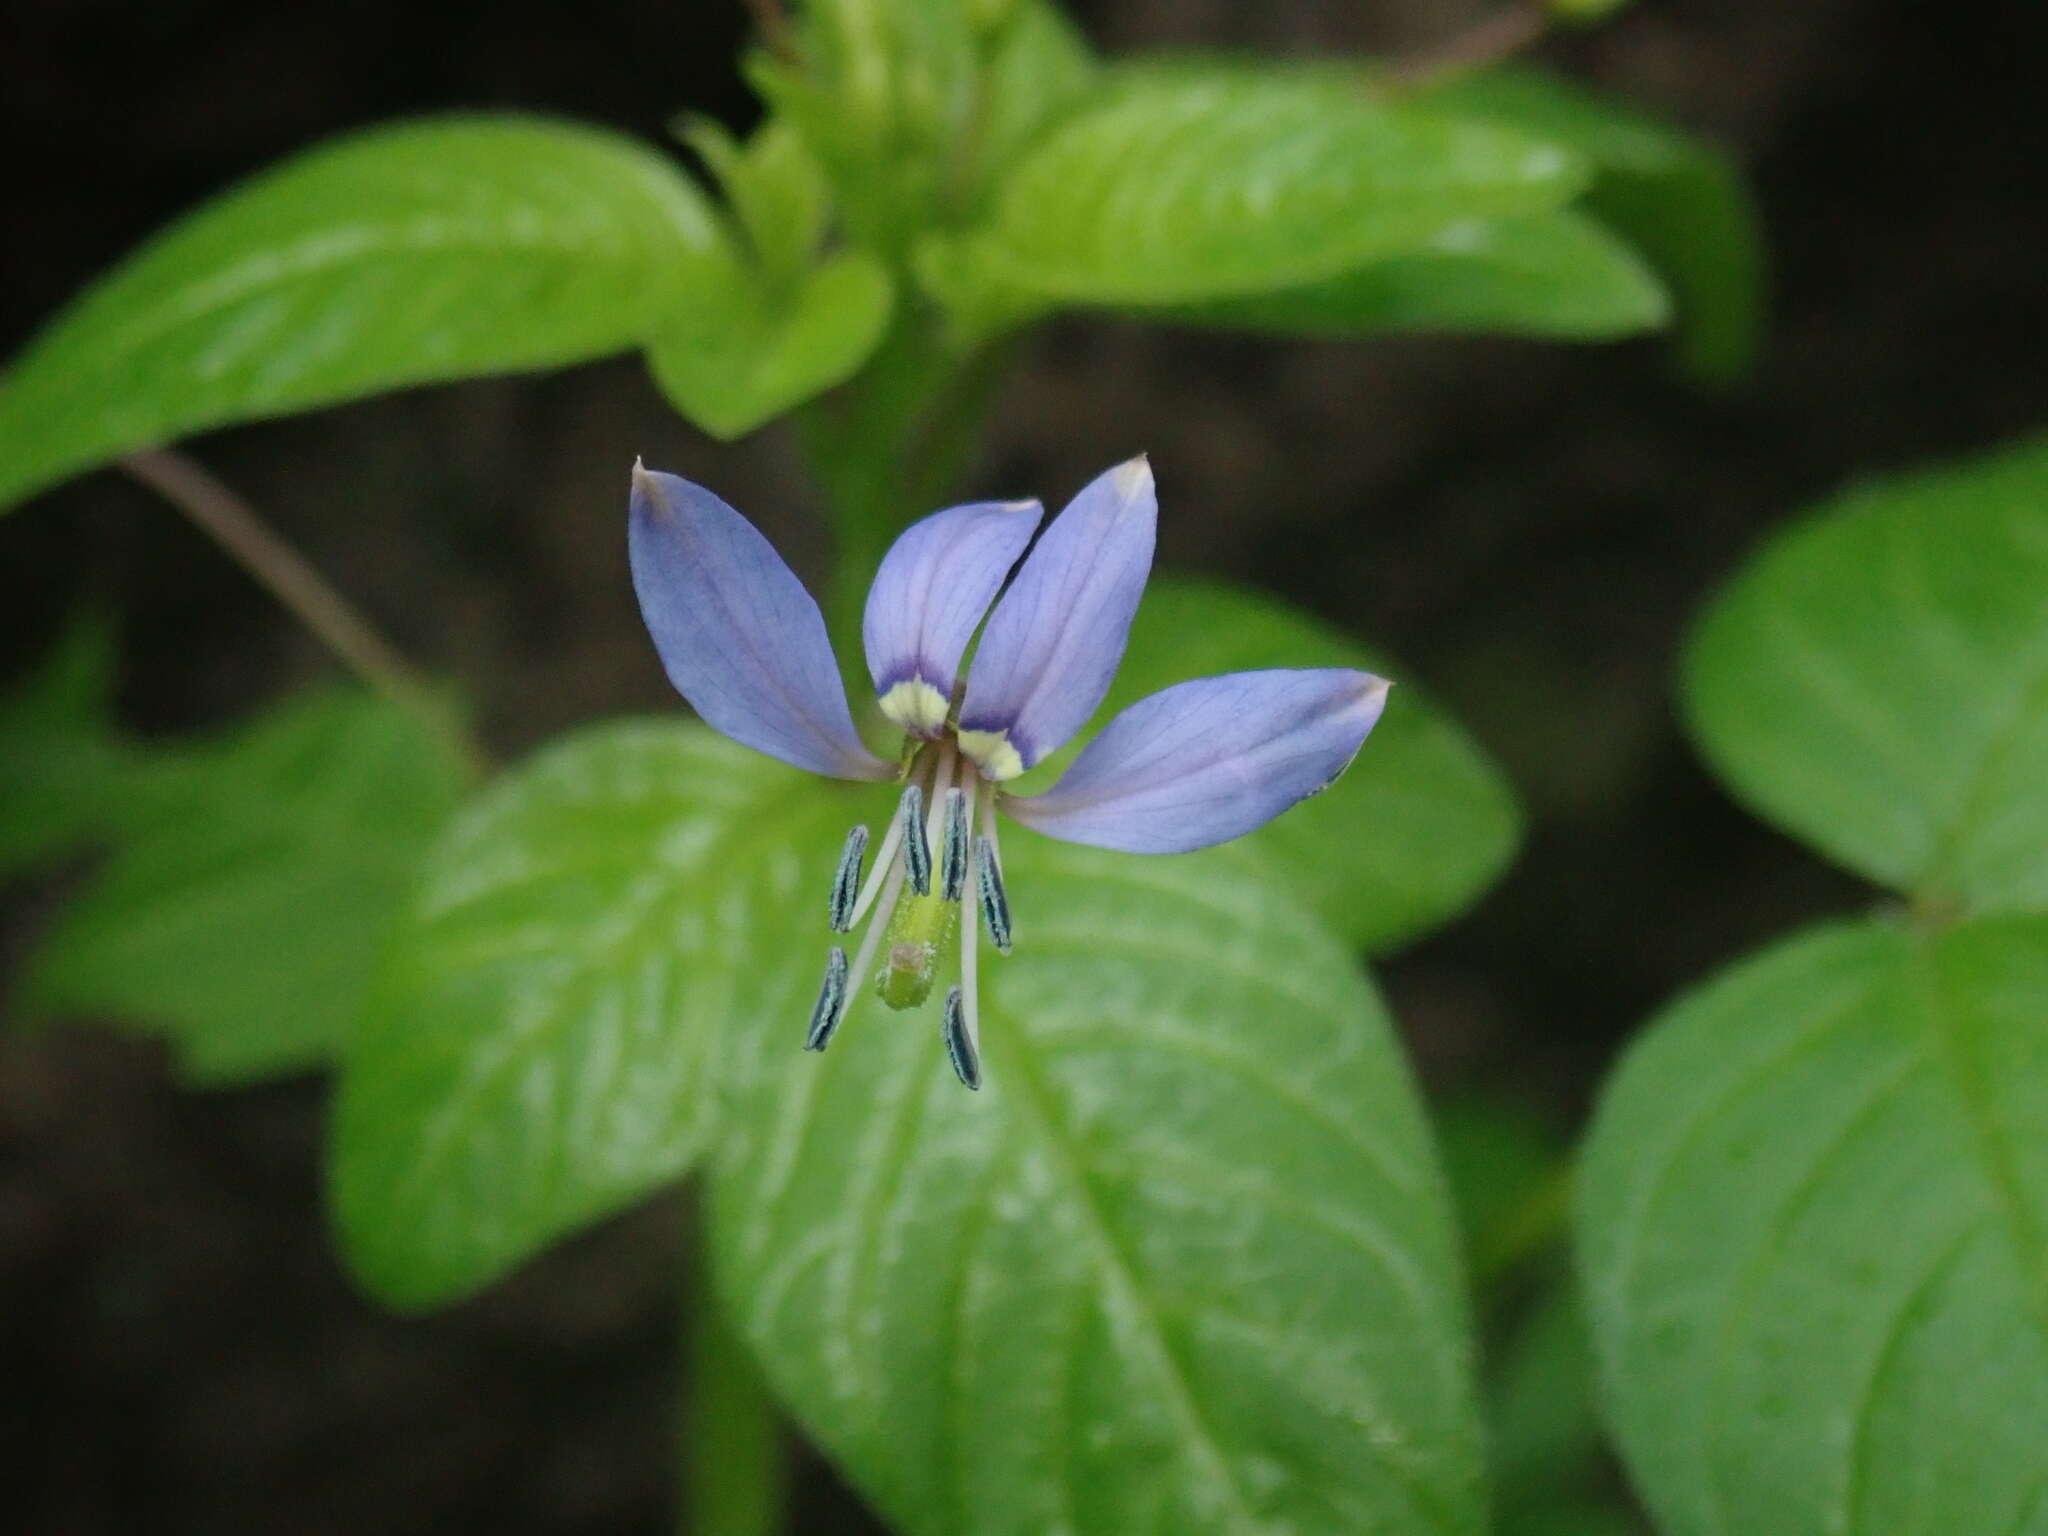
[796,309,1014,660]
[681,1222,785,1536]
[1472,1158,1577,1291]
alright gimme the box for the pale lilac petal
[956,457,1156,779]
[862,497,1042,737]
[1002,669,1390,853]
[629,463,889,780]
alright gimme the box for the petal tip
[629,459,673,522]
[1111,454,1153,501]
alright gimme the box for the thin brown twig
[740,0,797,62]
[120,446,489,781]
[1389,3,1551,89]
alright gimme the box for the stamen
[841,853,908,1017]
[941,986,981,1091]
[975,835,1013,954]
[901,782,931,897]
[973,774,1013,955]
[828,824,868,932]
[958,816,985,1086]
[847,784,914,932]
[804,946,849,1052]
[939,787,969,903]
[978,778,1006,870]
[922,744,957,866]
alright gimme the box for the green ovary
[876,886,958,1009]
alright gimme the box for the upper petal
[629,463,890,780]
[862,497,1042,737]
[956,456,1156,779]
[1002,668,1390,853]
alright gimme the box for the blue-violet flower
[628,456,1389,1090]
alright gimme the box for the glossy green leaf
[1074,576,1520,952]
[1578,916,2048,1536]
[330,722,848,1307]
[1169,210,1669,341]
[645,249,894,440]
[0,117,723,511]
[1421,68,1762,380]
[25,688,464,1084]
[1685,437,2048,916]
[954,65,1590,306]
[709,833,1484,1536]
[0,611,130,878]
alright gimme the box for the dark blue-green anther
[900,782,930,896]
[828,824,868,932]
[804,946,848,1052]
[940,786,970,903]
[942,985,981,1091]
[975,835,1012,954]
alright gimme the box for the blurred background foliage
[1,0,2043,1530]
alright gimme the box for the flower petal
[1002,669,1390,853]
[862,497,1042,737]
[956,456,1156,779]
[629,463,889,780]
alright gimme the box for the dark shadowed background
[3,0,2045,1529]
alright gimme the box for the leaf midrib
[992,1013,1267,1534]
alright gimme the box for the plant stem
[1472,1158,1577,1290]
[798,311,1012,660]
[681,1230,786,1536]
[120,447,488,781]
[1389,4,1550,89]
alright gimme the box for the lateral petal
[629,463,890,780]
[862,497,1042,737]
[956,456,1157,778]
[1003,668,1390,853]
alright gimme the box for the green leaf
[1577,915,2048,1536]
[708,834,1484,1536]
[330,722,847,1308]
[1168,209,1670,341]
[0,116,723,511]
[645,249,895,440]
[1420,68,1763,380]
[1075,576,1520,952]
[1171,210,1662,339]
[0,610,130,878]
[1684,436,2048,916]
[951,64,1590,307]
[24,688,465,1084]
